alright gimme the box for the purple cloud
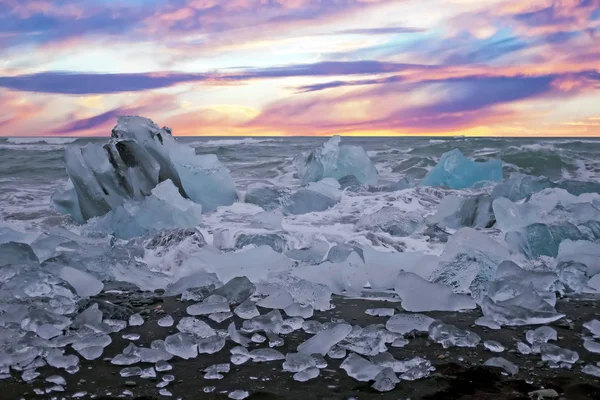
[50,107,140,134]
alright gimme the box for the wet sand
[4,292,600,400]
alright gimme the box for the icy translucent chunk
[428,320,481,348]
[209,312,232,323]
[159,388,173,397]
[540,343,579,364]
[583,339,600,354]
[297,323,352,355]
[156,360,172,372]
[88,180,204,240]
[340,353,384,381]
[356,207,422,237]
[386,313,435,335]
[487,261,558,303]
[517,342,533,355]
[480,291,565,327]
[158,315,174,327]
[266,331,283,347]
[583,320,600,338]
[484,341,505,353]
[421,149,502,189]
[257,289,294,309]
[395,272,476,312]
[46,375,66,386]
[582,364,600,378]
[248,348,284,362]
[59,267,103,298]
[164,333,198,359]
[294,136,378,185]
[506,222,586,259]
[431,227,511,299]
[429,194,494,229]
[283,352,316,372]
[129,313,144,327]
[0,242,40,267]
[284,303,313,319]
[245,310,284,334]
[165,270,221,297]
[491,173,553,201]
[372,367,399,392]
[366,308,395,317]
[326,243,364,263]
[212,276,256,304]
[234,300,260,320]
[141,367,156,379]
[123,333,140,341]
[197,335,226,354]
[526,326,557,348]
[283,179,342,215]
[228,322,250,347]
[187,295,230,316]
[294,366,320,382]
[557,240,600,276]
[176,317,216,339]
[484,357,519,375]
[245,186,287,211]
[111,353,141,366]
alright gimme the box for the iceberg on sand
[421,149,502,189]
[53,116,238,224]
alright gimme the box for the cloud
[333,27,426,35]
[49,107,141,134]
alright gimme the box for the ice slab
[491,173,553,201]
[356,207,422,237]
[484,357,519,375]
[428,194,494,229]
[428,320,481,348]
[486,261,558,304]
[212,277,256,305]
[0,242,40,268]
[363,247,439,285]
[257,289,295,309]
[283,179,342,215]
[248,348,284,362]
[583,320,600,338]
[484,341,505,353]
[176,317,216,339]
[480,291,565,327]
[540,343,579,364]
[557,240,600,276]
[59,267,103,298]
[297,323,352,355]
[340,353,384,382]
[506,222,589,259]
[421,149,502,189]
[395,272,476,312]
[386,313,435,335]
[244,186,288,211]
[164,333,198,359]
[294,136,378,185]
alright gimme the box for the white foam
[6,137,78,145]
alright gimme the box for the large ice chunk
[283,179,342,215]
[480,289,565,327]
[421,149,502,189]
[294,136,378,185]
[87,180,203,239]
[428,194,494,229]
[54,116,237,221]
[395,272,476,312]
[506,222,590,259]
[297,323,352,355]
[59,267,103,298]
[491,173,553,201]
[430,228,511,299]
[355,207,422,237]
[244,186,288,211]
[557,240,600,276]
[363,247,439,288]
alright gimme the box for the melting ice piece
[282,352,316,372]
[421,149,502,189]
[506,222,587,259]
[187,295,230,316]
[428,320,481,348]
[129,313,144,327]
[365,308,395,317]
[284,303,314,319]
[326,243,364,263]
[120,367,142,377]
[283,179,342,215]
[587,274,600,291]
[372,368,399,392]
[355,207,422,237]
[338,325,388,356]
[257,289,295,309]
[583,339,600,354]
[363,247,439,286]
[480,291,565,327]
[582,364,600,378]
[431,227,511,300]
[294,367,320,382]
[228,322,250,347]
[483,341,505,353]
[164,333,198,359]
[87,180,204,240]
[228,390,250,400]
[59,267,103,298]
[395,272,476,312]
[248,348,285,362]
[429,194,494,229]
[540,343,579,364]
[234,300,260,320]
[526,326,557,351]
[517,342,533,355]
[157,315,174,327]
[176,317,216,338]
[245,310,284,333]
[294,136,379,185]
[557,240,600,276]
[111,353,141,366]
[484,357,519,375]
[386,313,435,335]
[209,312,233,323]
[245,186,288,211]
[197,335,226,354]
[486,261,558,303]
[340,353,384,382]
[583,320,600,338]
[212,276,256,304]
[491,173,553,202]
[297,323,352,355]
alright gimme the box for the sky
[1,0,599,137]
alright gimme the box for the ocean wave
[6,137,78,145]
[194,138,277,146]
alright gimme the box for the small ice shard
[517,342,533,355]
[583,319,600,338]
[245,309,284,334]
[204,363,230,380]
[164,333,198,359]
[22,369,40,382]
[159,388,173,397]
[365,308,395,317]
[187,294,230,316]
[540,343,579,364]
[294,367,320,382]
[294,136,379,185]
[355,206,422,237]
[429,194,494,229]
[234,300,260,320]
[197,335,226,354]
[483,341,505,353]
[129,314,144,327]
[266,331,284,347]
[583,339,600,354]
[257,289,295,309]
[484,357,519,375]
[526,326,557,351]
[123,333,140,341]
[431,227,511,300]
[395,272,476,312]
[176,317,216,338]
[228,322,251,347]
[120,367,142,377]
[302,320,324,334]
[386,313,435,335]
[157,315,174,327]
[76,346,104,360]
[327,345,347,359]
[141,367,156,379]
[251,333,266,343]
[428,320,481,348]
[212,276,256,304]
[392,338,409,348]
[421,149,502,189]
[136,345,172,363]
[284,303,313,319]
[474,316,502,330]
[283,352,317,372]
[285,240,329,264]
[111,353,141,366]
[588,274,600,291]
[582,364,600,378]
[372,367,399,392]
[209,312,233,323]
[297,323,352,355]
[340,353,384,381]
[155,360,172,371]
[248,348,284,362]
[59,267,103,297]
[228,390,250,400]
[46,352,79,370]
[46,375,66,386]
[283,178,342,215]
